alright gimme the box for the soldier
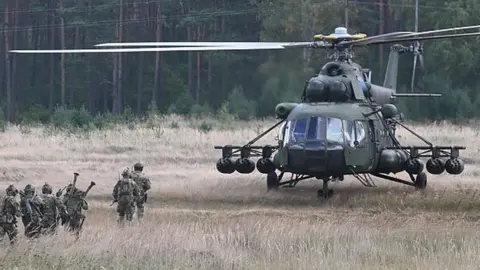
[40,183,68,235]
[113,168,140,226]
[62,184,88,236]
[20,184,45,239]
[130,162,151,220]
[0,185,22,245]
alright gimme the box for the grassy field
[0,115,480,269]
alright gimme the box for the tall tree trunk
[153,3,163,110]
[137,53,144,113]
[4,3,13,122]
[221,0,225,33]
[196,24,201,104]
[112,4,120,114]
[220,0,226,99]
[11,0,20,121]
[112,48,118,113]
[136,0,146,113]
[70,27,80,107]
[185,1,194,96]
[187,27,193,96]
[49,1,56,111]
[60,0,66,107]
[117,0,124,114]
[207,1,217,98]
[30,19,39,105]
[86,0,96,114]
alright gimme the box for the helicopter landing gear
[317,179,333,199]
[414,171,427,190]
[266,172,279,190]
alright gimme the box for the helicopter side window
[354,121,366,146]
[283,121,294,145]
[343,120,366,147]
[278,122,287,145]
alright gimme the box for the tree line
[1,0,480,124]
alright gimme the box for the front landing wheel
[267,172,279,190]
[415,172,427,190]
[317,189,334,199]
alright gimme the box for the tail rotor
[410,40,424,92]
[410,0,423,93]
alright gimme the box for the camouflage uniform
[40,183,68,235]
[113,169,140,225]
[130,162,151,220]
[62,185,88,236]
[20,184,45,239]
[0,185,22,245]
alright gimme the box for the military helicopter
[10,25,479,199]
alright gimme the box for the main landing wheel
[317,179,334,200]
[267,172,279,190]
[415,172,427,190]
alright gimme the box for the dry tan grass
[0,115,480,269]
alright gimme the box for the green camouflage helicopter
[10,25,478,199]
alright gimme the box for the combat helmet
[6,185,17,196]
[24,184,35,195]
[121,167,130,178]
[42,182,53,194]
[133,162,144,171]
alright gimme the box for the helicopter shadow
[264,178,427,206]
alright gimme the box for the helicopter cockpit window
[326,118,345,144]
[292,118,307,141]
[284,118,308,144]
[285,116,344,145]
[285,116,366,147]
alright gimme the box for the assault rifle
[78,180,95,230]
[29,200,43,219]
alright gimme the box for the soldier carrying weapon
[40,182,68,235]
[59,172,95,237]
[19,185,45,239]
[112,168,141,225]
[129,162,151,220]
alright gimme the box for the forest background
[1,0,479,129]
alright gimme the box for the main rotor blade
[411,54,418,93]
[346,25,480,46]
[100,34,415,48]
[360,32,480,46]
[391,24,480,39]
[9,44,291,54]
[94,41,304,47]
[342,31,414,46]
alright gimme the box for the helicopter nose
[287,142,346,174]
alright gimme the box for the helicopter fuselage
[210,25,473,198]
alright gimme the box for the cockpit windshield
[284,116,366,147]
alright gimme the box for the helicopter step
[266,171,315,190]
[266,171,340,200]
[370,171,427,190]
